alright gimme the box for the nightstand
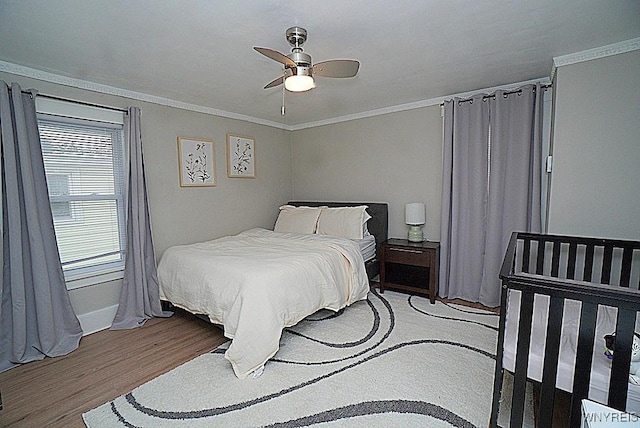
[380,238,440,304]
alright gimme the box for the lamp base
[407,225,424,242]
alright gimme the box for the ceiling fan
[254,27,360,93]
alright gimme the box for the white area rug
[83,290,530,427]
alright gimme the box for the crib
[490,232,640,427]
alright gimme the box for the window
[47,173,73,220]
[37,98,126,287]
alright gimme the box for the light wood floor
[0,289,500,427]
[437,297,500,313]
[0,310,226,428]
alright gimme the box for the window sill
[65,267,124,290]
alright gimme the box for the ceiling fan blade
[264,75,284,89]
[313,60,360,78]
[254,47,296,67]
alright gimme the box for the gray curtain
[0,81,82,372]
[110,107,171,329]
[439,84,543,307]
[480,85,543,304]
[439,94,490,305]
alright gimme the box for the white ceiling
[1,1,639,129]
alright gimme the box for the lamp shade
[405,203,426,225]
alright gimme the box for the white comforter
[157,228,370,379]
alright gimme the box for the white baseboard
[77,304,119,336]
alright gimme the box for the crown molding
[290,76,552,131]
[0,60,290,130]
[551,37,640,80]
[3,36,636,132]
[2,59,552,132]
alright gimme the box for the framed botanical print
[226,134,255,178]
[178,137,216,187]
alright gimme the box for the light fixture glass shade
[284,75,315,92]
[405,203,426,225]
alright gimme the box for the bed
[288,201,388,280]
[490,232,640,427]
[158,202,388,379]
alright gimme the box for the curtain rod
[16,89,127,113]
[443,83,552,106]
[37,93,128,113]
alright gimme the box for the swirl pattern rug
[83,290,508,427]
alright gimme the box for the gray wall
[291,106,444,241]
[3,47,638,325]
[0,71,293,320]
[547,50,640,240]
[291,50,640,244]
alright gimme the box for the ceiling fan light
[285,75,315,92]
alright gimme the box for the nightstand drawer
[384,246,430,267]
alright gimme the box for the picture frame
[227,133,255,178]
[177,137,216,187]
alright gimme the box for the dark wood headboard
[288,201,388,280]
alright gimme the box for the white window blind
[37,111,126,283]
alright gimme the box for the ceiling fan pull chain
[281,80,286,115]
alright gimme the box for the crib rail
[490,232,640,428]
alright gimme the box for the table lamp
[405,202,426,242]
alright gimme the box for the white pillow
[316,206,370,239]
[273,205,322,234]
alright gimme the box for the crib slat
[536,239,545,275]
[511,290,535,427]
[609,309,635,410]
[620,247,633,287]
[569,302,597,427]
[522,237,531,273]
[601,244,613,285]
[567,243,577,280]
[490,285,510,427]
[550,241,561,278]
[583,244,595,282]
[538,296,565,427]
